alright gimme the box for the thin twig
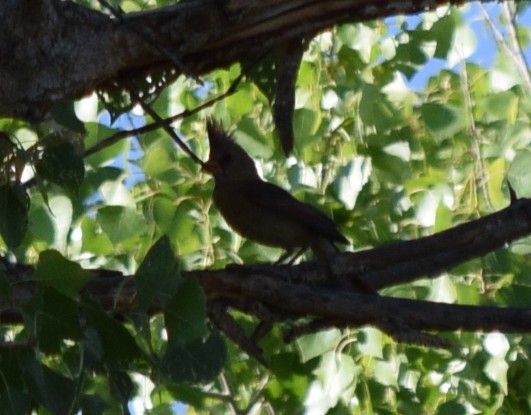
[479,3,531,86]
[501,2,531,86]
[459,61,493,212]
[84,70,245,158]
[129,88,207,167]
[242,374,270,414]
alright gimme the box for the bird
[202,119,348,263]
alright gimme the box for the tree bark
[0,0,516,120]
[2,198,531,337]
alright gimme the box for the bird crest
[206,118,235,152]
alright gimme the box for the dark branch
[341,197,531,290]
[2,0,520,120]
[2,200,531,345]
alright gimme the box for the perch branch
[1,199,531,350]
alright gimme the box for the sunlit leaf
[96,206,148,245]
[34,250,91,297]
[507,150,531,198]
[422,102,467,142]
[296,329,341,363]
[447,17,477,67]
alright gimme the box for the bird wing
[240,180,348,244]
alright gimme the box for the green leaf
[80,394,109,415]
[490,49,527,90]
[80,166,123,200]
[23,359,77,415]
[484,91,519,121]
[96,206,148,245]
[236,117,274,159]
[99,179,135,206]
[337,23,378,63]
[337,46,365,85]
[394,30,432,67]
[159,384,207,408]
[507,150,531,198]
[268,352,310,401]
[359,83,397,132]
[164,277,207,345]
[84,123,129,169]
[436,401,467,415]
[296,329,341,363]
[36,141,85,193]
[50,100,86,134]
[170,202,202,255]
[226,88,255,119]
[334,157,372,210]
[357,327,384,358]
[420,102,466,142]
[28,288,82,354]
[310,352,358,412]
[153,196,177,233]
[136,236,181,312]
[496,285,531,307]
[0,183,28,249]
[82,299,144,365]
[161,331,226,384]
[34,250,92,297]
[430,15,457,59]
[142,144,176,181]
[80,216,114,255]
[0,349,28,390]
[293,108,321,152]
[108,370,135,406]
[486,158,507,209]
[48,195,73,251]
[0,387,31,415]
[28,204,55,245]
[433,203,452,232]
[447,17,477,67]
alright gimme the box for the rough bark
[2,198,531,338]
[0,0,512,120]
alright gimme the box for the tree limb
[1,0,521,120]
[1,199,531,342]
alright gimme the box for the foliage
[0,1,530,414]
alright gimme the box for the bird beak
[202,160,223,175]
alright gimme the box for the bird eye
[222,154,232,164]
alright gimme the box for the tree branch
[339,197,531,290]
[1,0,521,120]
[1,199,531,343]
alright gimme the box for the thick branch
[2,260,531,335]
[1,199,531,338]
[0,0,519,120]
[195,271,531,333]
[343,197,531,290]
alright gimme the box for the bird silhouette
[203,119,348,263]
